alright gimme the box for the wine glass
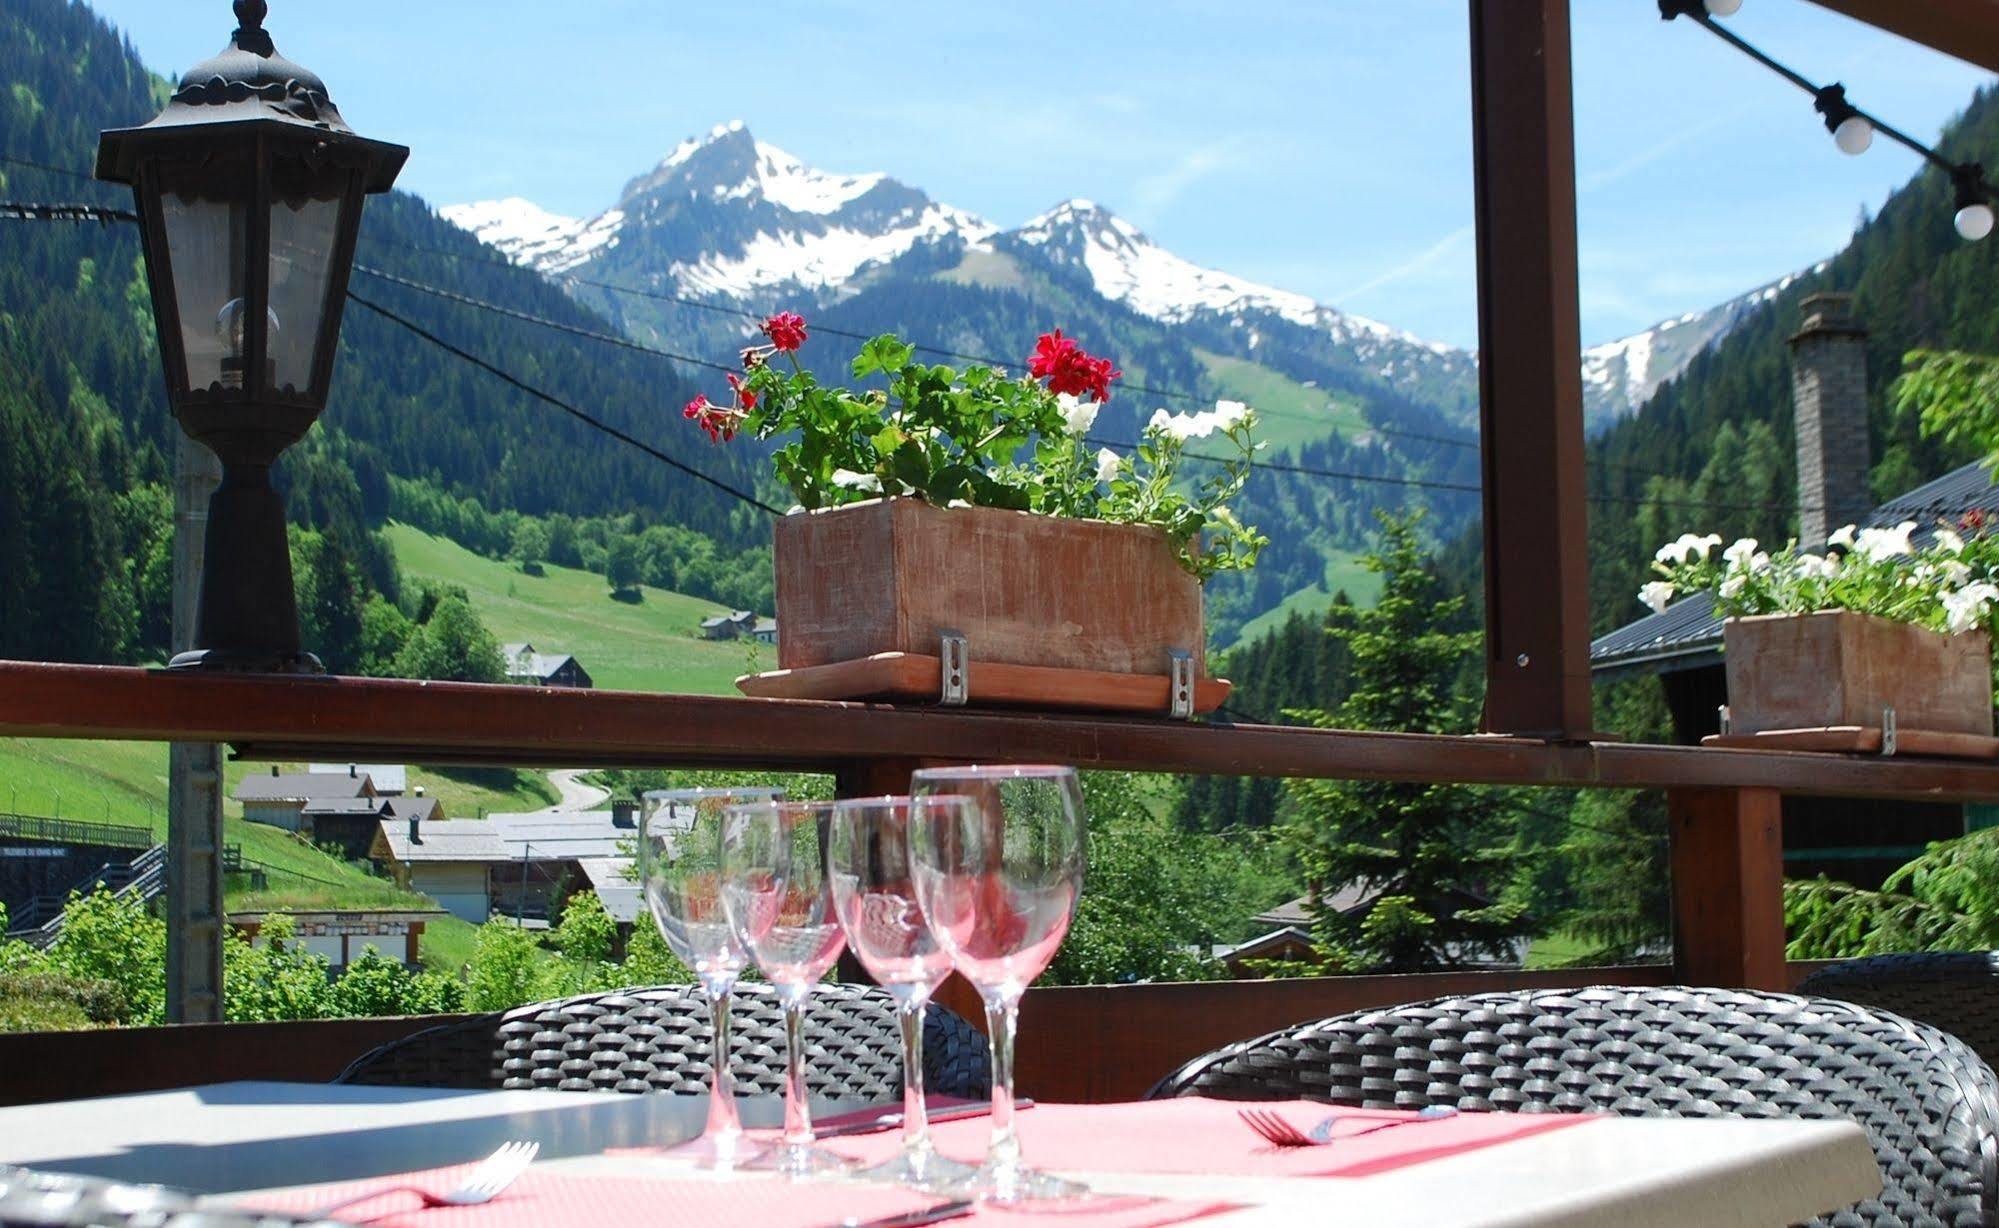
[638,785,783,1168]
[719,798,853,1178]
[909,766,1087,1203]
[828,795,984,1193]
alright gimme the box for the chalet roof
[700,611,756,628]
[502,643,581,682]
[301,797,391,818]
[375,820,507,863]
[576,857,642,923]
[307,764,406,794]
[1591,460,1999,679]
[382,796,442,824]
[489,811,631,860]
[235,772,373,803]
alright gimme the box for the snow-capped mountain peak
[436,197,620,275]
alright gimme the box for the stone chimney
[1788,292,1872,545]
[408,815,421,844]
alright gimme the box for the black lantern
[96,0,406,672]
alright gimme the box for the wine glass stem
[982,994,1021,1178]
[899,1000,932,1157]
[704,981,741,1141]
[782,996,814,1148]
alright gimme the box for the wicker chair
[1151,985,1999,1228]
[0,1166,329,1227]
[337,983,990,1100]
[1799,952,1999,1066]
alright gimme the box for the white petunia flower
[1828,525,1858,549]
[1942,582,1999,634]
[830,468,882,494]
[1796,553,1840,580]
[1147,408,1214,442]
[1210,400,1252,431]
[1722,538,1760,570]
[1853,521,1918,561]
[1936,528,1967,556]
[1095,447,1121,483]
[1719,573,1747,601]
[1941,560,1973,587]
[1638,580,1675,614]
[1655,532,1725,566]
[1057,392,1100,436]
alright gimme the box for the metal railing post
[167,433,226,1023]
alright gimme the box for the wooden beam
[1468,0,1595,740]
[12,661,1999,801]
[1669,787,1787,990]
[1805,0,1999,74]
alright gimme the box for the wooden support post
[1467,0,1595,740]
[830,758,932,984]
[167,434,225,1023]
[1668,787,1787,990]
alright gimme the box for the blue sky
[89,1,1993,350]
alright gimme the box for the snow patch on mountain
[1580,263,1824,426]
[670,201,989,300]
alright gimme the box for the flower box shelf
[737,498,1231,715]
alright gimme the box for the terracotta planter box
[1722,610,1993,738]
[741,498,1227,713]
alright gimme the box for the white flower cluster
[1638,517,1999,636]
[1055,392,1099,437]
[1146,400,1252,443]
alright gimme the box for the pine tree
[1279,514,1532,972]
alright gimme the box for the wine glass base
[972,1164,1093,1204]
[853,1148,984,1195]
[664,1130,763,1171]
[741,1141,857,1180]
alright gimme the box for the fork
[306,1141,540,1220]
[1238,1105,1457,1148]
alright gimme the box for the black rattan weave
[336,982,990,1100]
[0,1166,330,1228]
[1800,952,1999,1066]
[1150,985,1999,1228]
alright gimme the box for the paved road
[548,768,610,812]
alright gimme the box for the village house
[371,799,641,926]
[234,766,377,832]
[227,908,447,974]
[501,642,593,688]
[698,611,758,641]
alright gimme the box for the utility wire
[0,201,134,223]
[345,289,786,516]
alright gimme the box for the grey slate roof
[308,764,406,794]
[1591,459,1999,678]
[502,642,581,683]
[235,772,373,803]
[301,797,392,818]
[382,796,442,824]
[576,857,641,923]
[375,820,508,863]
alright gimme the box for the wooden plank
[1805,0,1999,73]
[739,652,1232,715]
[14,661,1999,801]
[1467,0,1594,740]
[1669,788,1788,990]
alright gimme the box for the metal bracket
[939,633,968,707]
[1881,706,1898,757]
[1717,705,1732,736]
[1167,650,1196,721]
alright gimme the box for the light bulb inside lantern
[215,298,281,356]
[1957,202,1996,242]
[1704,0,1742,15]
[1833,116,1873,156]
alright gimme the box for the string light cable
[1659,0,1997,241]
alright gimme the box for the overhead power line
[345,290,786,517]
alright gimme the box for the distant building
[235,768,377,832]
[751,618,778,646]
[699,611,758,641]
[502,642,593,688]
[1225,890,1526,977]
[228,908,446,974]
[371,802,641,926]
[308,764,407,795]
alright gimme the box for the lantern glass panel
[157,186,249,395]
[267,167,351,395]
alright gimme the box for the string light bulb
[1953,164,1996,242]
[1815,85,1872,156]
[1704,0,1742,15]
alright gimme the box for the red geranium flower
[1028,329,1120,403]
[727,372,758,411]
[683,393,739,443]
[762,311,809,353]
